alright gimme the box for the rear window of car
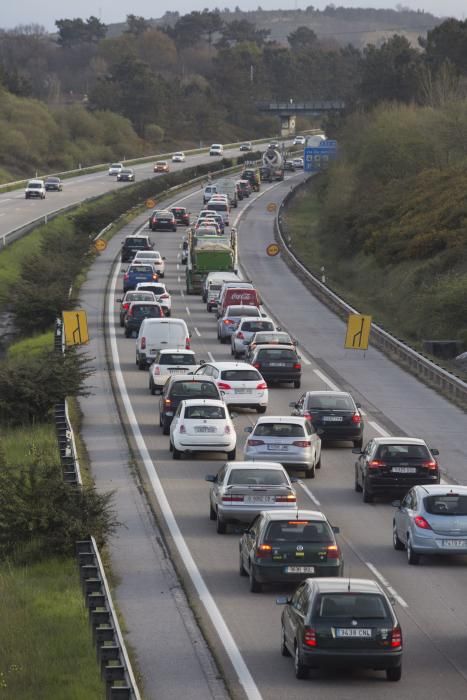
[228,307,260,317]
[125,238,147,247]
[170,381,219,398]
[220,370,261,381]
[124,292,154,302]
[241,321,274,333]
[264,521,333,543]
[207,203,227,212]
[209,284,222,292]
[254,423,305,438]
[129,265,153,273]
[306,394,355,410]
[424,495,467,515]
[317,594,388,620]
[185,405,226,419]
[375,444,430,460]
[227,469,287,486]
[257,348,297,361]
[131,305,162,316]
[159,354,195,365]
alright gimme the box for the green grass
[0,558,103,699]
[0,422,60,473]
[7,331,54,359]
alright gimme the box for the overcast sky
[1,0,465,32]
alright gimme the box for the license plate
[244,495,275,504]
[269,362,286,367]
[195,426,216,433]
[235,388,252,394]
[285,566,315,574]
[323,416,343,422]
[168,368,186,374]
[336,628,372,638]
[267,444,289,451]
[392,467,416,473]
[441,539,466,547]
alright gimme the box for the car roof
[206,361,257,370]
[372,437,427,445]
[159,348,195,355]
[128,301,161,307]
[181,398,226,407]
[254,415,309,425]
[305,390,353,397]
[255,344,296,351]
[262,509,326,522]
[417,484,467,496]
[170,375,216,384]
[304,578,384,595]
[226,461,287,470]
[136,282,166,288]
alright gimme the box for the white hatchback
[170,399,237,460]
[172,152,186,162]
[149,349,199,394]
[194,361,268,413]
[108,162,123,175]
[133,250,166,277]
[135,282,171,315]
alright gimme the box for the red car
[170,207,191,226]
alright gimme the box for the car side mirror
[356,402,361,408]
[391,499,401,508]
[430,448,439,456]
[276,596,290,606]
[332,526,340,534]
[352,448,362,454]
[162,256,166,260]
[230,412,238,419]
[205,475,216,483]
[290,476,298,483]
[244,426,253,433]
[276,327,281,331]
[289,402,298,408]
[200,360,206,365]
[388,595,396,606]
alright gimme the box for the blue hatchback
[123,264,158,293]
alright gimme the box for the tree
[125,14,151,36]
[55,16,107,48]
[359,35,421,106]
[217,19,270,47]
[288,26,318,52]
[421,19,467,76]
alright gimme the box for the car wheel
[138,359,146,371]
[169,440,173,452]
[119,318,124,328]
[353,438,363,449]
[230,344,235,356]
[304,464,315,479]
[281,626,291,657]
[209,501,216,521]
[124,329,131,338]
[227,448,236,461]
[294,380,301,389]
[315,453,322,470]
[216,512,227,534]
[249,565,262,593]
[207,305,212,312]
[407,536,420,565]
[162,417,171,436]
[239,551,247,577]
[149,379,156,395]
[354,468,363,492]
[392,521,404,551]
[172,445,181,460]
[294,644,308,680]
[386,666,402,682]
[165,310,171,317]
[362,480,373,503]
[256,406,267,414]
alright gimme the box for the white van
[25,179,46,199]
[203,272,242,311]
[136,318,190,369]
[209,144,224,156]
[203,184,218,204]
[207,199,230,226]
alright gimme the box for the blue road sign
[304,147,337,172]
[321,139,337,149]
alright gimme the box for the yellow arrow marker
[344,314,372,350]
[63,310,89,347]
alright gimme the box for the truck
[259,148,284,182]
[240,167,261,192]
[215,178,238,207]
[185,229,237,295]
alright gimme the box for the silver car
[244,416,321,479]
[393,484,467,565]
[231,317,276,358]
[205,461,297,534]
[217,305,261,342]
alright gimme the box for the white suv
[25,179,46,199]
[193,361,268,413]
[108,162,123,175]
[133,250,166,278]
[209,144,224,156]
[231,317,276,358]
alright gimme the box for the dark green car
[239,509,343,593]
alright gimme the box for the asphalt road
[96,175,467,700]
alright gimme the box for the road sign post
[344,314,372,351]
[63,310,89,346]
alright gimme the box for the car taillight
[390,626,402,649]
[218,382,232,390]
[304,412,313,421]
[422,460,438,470]
[255,544,272,559]
[352,413,361,424]
[185,338,190,349]
[293,363,301,370]
[369,460,385,468]
[326,544,340,559]
[304,627,317,648]
[253,362,261,369]
[275,494,296,503]
[292,440,311,447]
[256,382,268,390]
[164,398,171,406]
[123,302,130,310]
[224,425,231,434]
[124,273,129,280]
[222,495,244,503]
[414,515,432,530]
[236,331,245,339]
[127,308,133,317]
[179,424,186,433]
[154,366,160,375]
[141,337,146,349]
[248,439,265,446]
[152,218,158,224]
[223,319,233,325]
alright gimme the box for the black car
[283,161,296,172]
[44,176,62,191]
[158,377,221,434]
[117,168,135,182]
[278,578,403,681]
[149,210,177,232]
[124,302,163,337]
[354,437,440,503]
[121,235,154,263]
[240,168,260,192]
[250,344,301,388]
[290,391,363,448]
[239,510,342,593]
[170,207,191,226]
[117,290,157,327]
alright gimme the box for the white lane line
[194,327,201,337]
[180,290,185,298]
[313,368,340,391]
[299,481,321,507]
[360,410,367,416]
[176,263,180,270]
[108,264,262,700]
[185,306,191,316]
[301,355,311,366]
[208,351,215,362]
[177,276,181,283]
[369,421,391,437]
[365,562,408,608]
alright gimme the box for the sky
[0,0,465,32]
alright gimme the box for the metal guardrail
[274,178,467,407]
[53,319,141,700]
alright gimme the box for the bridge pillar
[280,114,296,137]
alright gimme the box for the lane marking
[301,355,311,366]
[176,263,180,270]
[360,410,367,416]
[185,306,191,316]
[108,264,262,700]
[299,481,321,507]
[365,562,408,608]
[208,351,215,362]
[194,327,201,337]
[177,275,181,283]
[368,421,390,437]
[313,368,340,391]
[180,290,185,298]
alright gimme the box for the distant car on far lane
[117,168,135,182]
[154,160,169,173]
[45,176,62,191]
[172,152,186,162]
[108,162,123,175]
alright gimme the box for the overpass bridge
[256,100,346,136]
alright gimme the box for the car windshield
[47,178,59,183]
[142,285,164,294]
[111,164,120,168]
[254,423,305,438]
[227,469,287,486]
[424,494,467,515]
[137,285,163,293]
[375,444,430,460]
[220,370,261,381]
[156,162,167,166]
[185,405,226,419]
[265,521,333,543]
[136,252,161,259]
[29,183,41,188]
[159,354,195,365]
[124,292,154,302]
[318,594,388,620]
[172,209,185,214]
[307,394,355,410]
[257,348,296,361]
[170,381,219,398]
[241,321,274,332]
[121,170,132,175]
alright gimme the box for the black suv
[124,302,163,338]
[278,578,403,681]
[158,377,221,434]
[121,235,154,263]
[290,391,363,448]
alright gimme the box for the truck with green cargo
[185,229,237,294]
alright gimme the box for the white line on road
[368,421,391,437]
[185,306,191,316]
[208,351,215,362]
[108,264,262,700]
[301,355,311,366]
[180,290,185,297]
[194,327,201,337]
[365,562,408,608]
[177,276,181,283]
[176,263,180,270]
[299,481,321,507]
[313,368,340,391]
